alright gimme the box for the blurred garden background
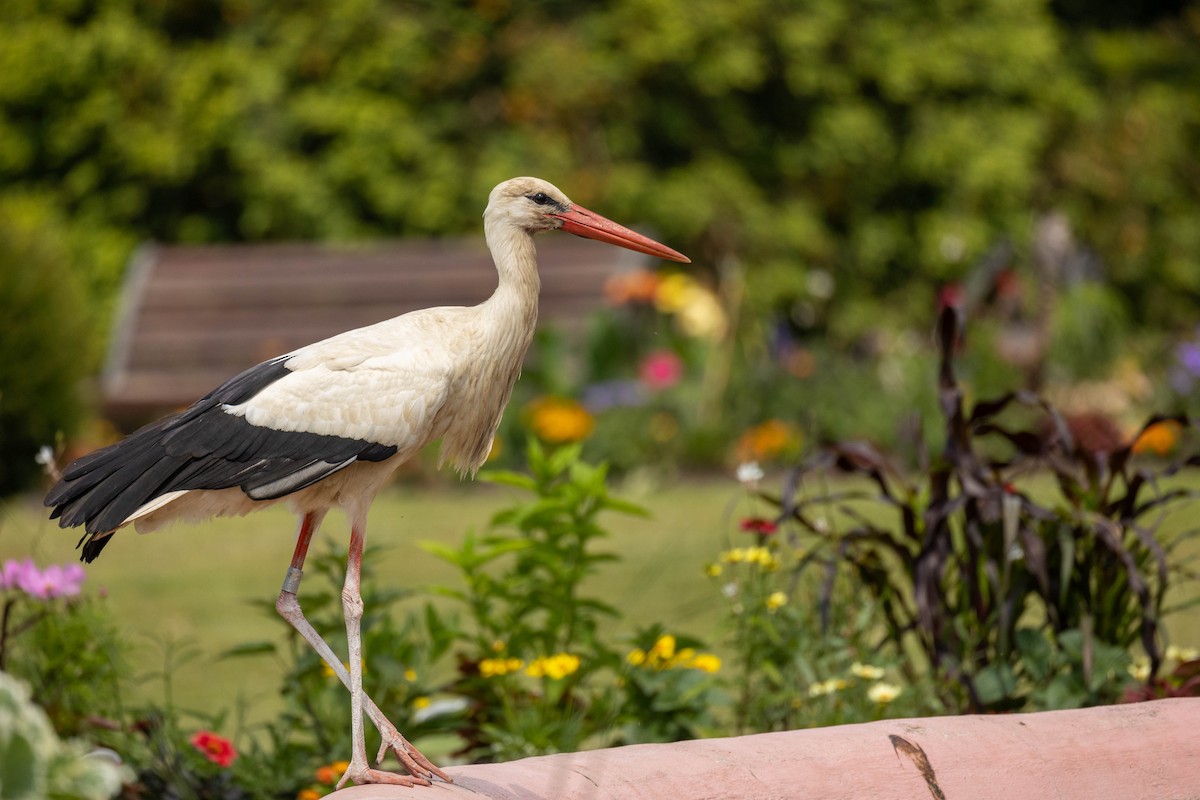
[2,0,1200,797]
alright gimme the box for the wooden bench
[102,238,651,429]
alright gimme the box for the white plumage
[45,176,689,787]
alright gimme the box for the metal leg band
[282,566,303,594]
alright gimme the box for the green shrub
[0,220,88,498]
[766,309,1198,712]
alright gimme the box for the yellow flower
[676,289,727,340]
[650,634,676,662]
[705,563,722,578]
[526,652,581,680]
[721,546,780,570]
[1166,645,1199,663]
[653,273,697,313]
[527,397,594,443]
[867,682,902,704]
[765,591,788,611]
[628,635,720,672]
[850,662,886,680]
[403,669,417,682]
[412,696,431,710]
[1128,660,1152,681]
[491,640,506,653]
[479,657,524,677]
[808,678,849,697]
[321,658,363,679]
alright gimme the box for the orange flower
[297,790,321,800]
[190,730,237,768]
[1132,420,1181,456]
[527,397,594,443]
[604,268,661,305]
[734,420,801,463]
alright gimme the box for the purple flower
[1177,341,1200,378]
[581,380,648,412]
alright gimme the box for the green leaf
[1015,627,1052,681]
[973,663,1019,707]
[219,641,276,659]
[480,470,538,492]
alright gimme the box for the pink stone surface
[330,698,1200,799]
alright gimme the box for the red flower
[739,517,779,536]
[190,730,237,768]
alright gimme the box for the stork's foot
[375,727,453,785]
[336,758,432,790]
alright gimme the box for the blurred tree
[0,0,1197,441]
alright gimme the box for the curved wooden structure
[330,698,1199,799]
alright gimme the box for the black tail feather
[45,404,397,562]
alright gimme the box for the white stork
[45,177,690,788]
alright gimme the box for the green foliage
[707,495,935,732]
[0,671,129,800]
[767,309,1199,712]
[2,596,128,739]
[422,441,720,761]
[1046,282,1131,381]
[0,657,128,800]
[0,219,88,498]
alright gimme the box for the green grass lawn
[0,475,745,723]
[3,470,1199,728]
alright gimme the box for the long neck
[482,217,541,329]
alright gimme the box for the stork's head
[486,177,690,263]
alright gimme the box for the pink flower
[0,560,36,591]
[638,350,684,391]
[2,560,86,599]
[190,730,237,768]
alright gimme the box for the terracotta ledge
[331,698,1199,799]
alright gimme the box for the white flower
[808,678,849,697]
[1166,645,1199,663]
[736,461,764,485]
[850,662,885,680]
[868,682,902,704]
[35,445,62,481]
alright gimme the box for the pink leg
[274,511,448,786]
[336,510,450,788]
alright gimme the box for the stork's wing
[45,346,452,548]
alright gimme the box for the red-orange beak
[553,204,691,264]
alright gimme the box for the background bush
[0,218,88,496]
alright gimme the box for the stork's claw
[337,761,432,790]
[375,725,453,784]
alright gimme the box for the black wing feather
[44,356,398,562]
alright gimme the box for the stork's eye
[527,192,553,206]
